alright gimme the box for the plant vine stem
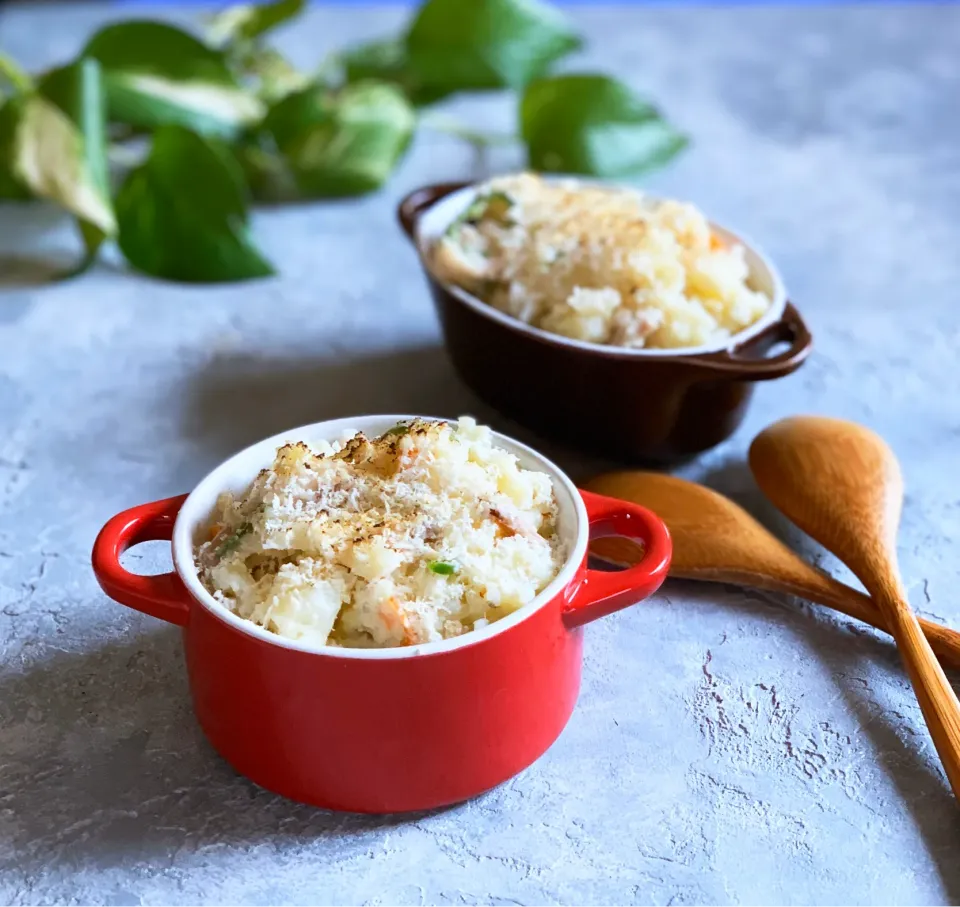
[313,51,343,86]
[420,113,517,149]
[0,53,33,93]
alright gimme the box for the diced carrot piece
[381,597,400,627]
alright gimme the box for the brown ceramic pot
[398,180,813,464]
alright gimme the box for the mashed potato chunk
[429,172,772,350]
[195,418,564,649]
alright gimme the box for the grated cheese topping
[195,418,565,649]
[429,172,772,350]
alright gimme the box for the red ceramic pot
[92,416,671,813]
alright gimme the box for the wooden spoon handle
[914,620,960,674]
[879,591,960,796]
[594,537,960,672]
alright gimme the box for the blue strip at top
[110,0,951,6]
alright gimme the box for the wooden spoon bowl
[749,415,960,799]
[586,471,960,670]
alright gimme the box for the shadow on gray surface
[0,628,453,881]
[666,575,960,900]
[180,343,621,484]
[0,201,95,288]
[0,254,73,289]
[699,461,960,897]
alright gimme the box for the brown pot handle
[397,181,471,242]
[685,302,812,380]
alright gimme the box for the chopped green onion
[429,561,457,576]
[461,197,488,224]
[217,521,253,557]
[483,191,515,225]
[461,190,515,227]
[383,423,410,438]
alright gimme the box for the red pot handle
[91,494,192,626]
[563,489,672,628]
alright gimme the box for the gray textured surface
[1,2,959,904]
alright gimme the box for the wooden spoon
[749,415,960,797]
[587,472,960,671]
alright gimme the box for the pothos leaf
[206,0,306,47]
[0,99,32,200]
[406,0,581,94]
[83,20,263,138]
[261,80,415,198]
[234,137,299,203]
[0,58,116,270]
[341,36,451,107]
[115,124,274,282]
[520,73,688,177]
[235,46,309,103]
[34,59,117,262]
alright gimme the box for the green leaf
[0,98,31,200]
[206,0,306,46]
[0,60,115,272]
[115,124,274,283]
[406,0,581,93]
[34,59,116,259]
[83,21,263,137]
[341,36,450,107]
[520,73,688,177]
[236,46,309,102]
[429,561,457,575]
[342,36,404,84]
[262,80,415,198]
[234,138,298,203]
[0,59,116,256]
[40,63,112,204]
